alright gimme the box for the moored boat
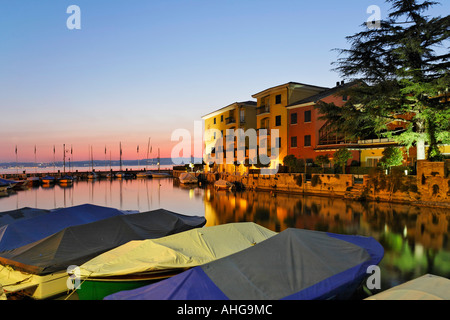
[77,222,276,300]
[104,228,384,300]
[0,208,206,300]
[365,274,450,300]
[0,204,129,253]
[178,172,198,184]
[58,175,74,185]
[136,171,152,178]
[87,172,98,180]
[41,176,56,185]
[214,179,234,190]
[152,172,171,179]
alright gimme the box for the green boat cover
[79,222,277,279]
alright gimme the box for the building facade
[251,82,328,171]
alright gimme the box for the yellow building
[202,101,257,174]
[251,82,328,170]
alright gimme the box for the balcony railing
[256,105,270,115]
[225,117,236,125]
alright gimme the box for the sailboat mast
[120,142,123,171]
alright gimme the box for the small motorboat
[105,228,384,301]
[41,176,56,185]
[179,173,198,184]
[152,172,171,179]
[87,172,98,180]
[214,179,234,190]
[136,171,152,179]
[59,175,74,185]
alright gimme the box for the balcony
[257,105,270,115]
[225,116,236,125]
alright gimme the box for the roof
[251,82,329,98]
[201,101,257,119]
[286,81,359,108]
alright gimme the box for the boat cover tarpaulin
[0,204,129,252]
[0,208,51,227]
[105,228,384,300]
[0,209,206,275]
[366,274,450,300]
[79,222,277,278]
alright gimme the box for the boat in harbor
[105,228,384,300]
[0,177,30,190]
[58,175,74,185]
[116,172,133,179]
[136,171,152,178]
[0,208,51,227]
[76,222,276,300]
[0,183,9,197]
[214,179,234,190]
[365,274,450,300]
[0,208,206,300]
[178,172,198,184]
[87,172,98,180]
[27,176,40,186]
[0,204,130,253]
[40,176,56,185]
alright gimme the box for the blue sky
[0,0,448,162]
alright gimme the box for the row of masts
[14,138,161,174]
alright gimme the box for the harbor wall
[175,160,450,208]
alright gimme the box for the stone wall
[174,160,450,208]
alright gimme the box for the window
[291,136,297,148]
[240,109,245,123]
[304,110,311,123]
[304,135,311,147]
[214,118,216,124]
[343,95,348,102]
[291,112,297,125]
[221,115,223,122]
[275,94,282,104]
[275,115,281,126]
[276,137,281,148]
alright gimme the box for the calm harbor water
[0,176,449,294]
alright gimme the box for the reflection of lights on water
[384,224,389,232]
[189,189,194,199]
[403,226,407,238]
[239,199,247,210]
[206,189,211,201]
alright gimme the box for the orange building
[286,81,360,165]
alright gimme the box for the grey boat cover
[0,209,206,275]
[105,228,384,300]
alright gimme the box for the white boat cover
[79,222,277,278]
[366,274,450,300]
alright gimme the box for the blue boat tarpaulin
[0,208,51,227]
[105,228,384,300]
[0,204,128,252]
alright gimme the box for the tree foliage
[316,0,450,161]
[379,146,404,169]
[333,148,353,173]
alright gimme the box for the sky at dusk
[1,0,448,163]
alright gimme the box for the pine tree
[317,0,450,161]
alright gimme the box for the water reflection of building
[203,186,449,253]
